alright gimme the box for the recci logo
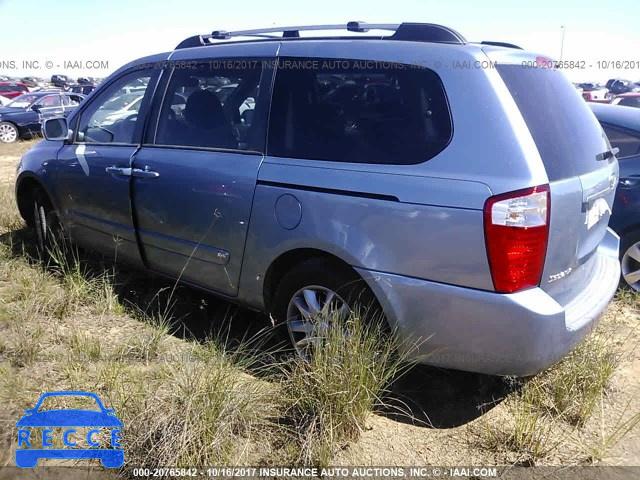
[15,391,124,468]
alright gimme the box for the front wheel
[271,258,382,359]
[32,190,63,263]
[0,122,19,143]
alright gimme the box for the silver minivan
[19,22,620,376]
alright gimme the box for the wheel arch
[262,247,362,311]
[619,224,640,250]
[15,174,55,227]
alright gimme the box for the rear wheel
[0,122,19,143]
[271,258,382,359]
[620,231,640,291]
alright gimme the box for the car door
[51,68,160,266]
[601,123,640,185]
[131,55,275,296]
[61,93,84,117]
[26,94,64,134]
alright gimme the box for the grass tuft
[540,330,619,426]
[278,308,415,467]
[70,329,102,361]
[112,342,275,467]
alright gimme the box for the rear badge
[549,267,573,283]
[585,197,611,230]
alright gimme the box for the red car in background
[0,82,29,99]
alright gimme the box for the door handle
[105,166,132,176]
[131,167,159,179]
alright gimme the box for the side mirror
[42,117,70,141]
[31,104,42,111]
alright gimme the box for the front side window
[76,70,153,145]
[267,57,452,164]
[153,61,262,151]
[602,124,640,159]
[37,95,62,107]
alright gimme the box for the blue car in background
[0,91,84,143]
[590,103,640,290]
[15,391,123,468]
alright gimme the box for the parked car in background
[69,83,96,95]
[51,74,74,89]
[88,92,143,126]
[21,77,48,89]
[590,103,640,290]
[580,83,611,102]
[611,93,640,108]
[606,78,640,96]
[21,22,620,377]
[0,91,84,143]
[0,81,29,99]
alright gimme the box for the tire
[32,189,63,263]
[0,121,19,143]
[271,257,384,359]
[620,231,640,291]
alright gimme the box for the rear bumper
[357,228,620,376]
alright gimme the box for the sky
[0,0,638,83]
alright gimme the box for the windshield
[6,94,39,108]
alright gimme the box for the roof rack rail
[175,22,466,49]
[480,41,523,50]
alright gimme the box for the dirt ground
[0,139,639,469]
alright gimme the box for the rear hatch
[492,57,618,298]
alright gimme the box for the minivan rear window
[268,58,452,165]
[497,65,608,181]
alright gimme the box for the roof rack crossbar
[175,22,467,49]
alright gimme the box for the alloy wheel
[286,285,351,358]
[0,123,18,143]
[622,240,640,291]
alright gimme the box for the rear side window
[268,57,452,164]
[497,65,609,181]
[602,124,640,159]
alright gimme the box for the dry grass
[475,311,636,465]
[0,138,40,158]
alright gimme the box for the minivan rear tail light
[483,185,550,293]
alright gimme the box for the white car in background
[89,92,144,126]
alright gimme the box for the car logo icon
[15,391,123,468]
